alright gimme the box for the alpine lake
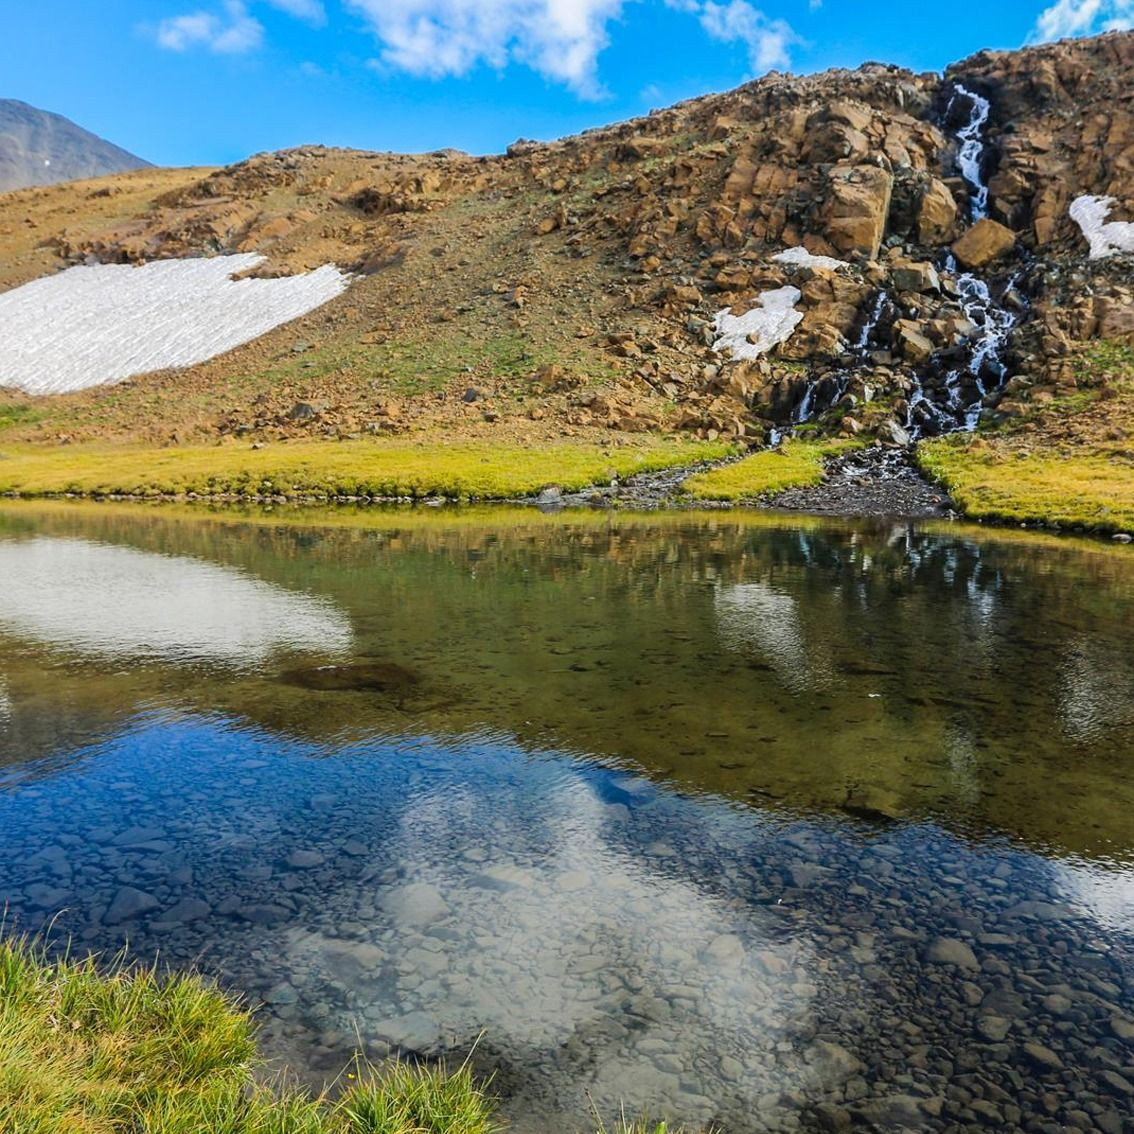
[1,501,1132,1133]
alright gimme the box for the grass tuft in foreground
[682,440,857,502]
[0,934,494,1134]
[0,438,734,502]
[0,935,703,1134]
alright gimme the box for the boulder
[952,219,1017,268]
[895,322,936,365]
[824,165,894,259]
[890,260,940,293]
[918,178,958,243]
[103,886,161,925]
[383,882,450,928]
[926,936,979,969]
[1097,294,1134,344]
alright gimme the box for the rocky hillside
[0,32,1129,451]
[0,100,151,192]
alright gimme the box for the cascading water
[789,289,891,425]
[854,290,889,353]
[948,83,992,222]
[780,82,1026,444]
[908,81,1024,437]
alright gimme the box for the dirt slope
[0,31,1130,458]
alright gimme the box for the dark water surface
[1,503,1133,1132]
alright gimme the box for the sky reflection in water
[0,507,1132,1132]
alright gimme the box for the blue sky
[3,1,1131,167]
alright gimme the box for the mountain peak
[0,99,152,192]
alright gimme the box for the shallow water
[1,504,1133,1132]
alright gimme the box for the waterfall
[948,83,992,223]
[781,83,1026,444]
[788,289,891,426]
[854,290,888,354]
[903,83,1024,439]
[792,378,820,424]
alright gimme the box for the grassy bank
[0,935,496,1134]
[0,935,682,1134]
[915,341,1134,535]
[918,437,1134,534]
[0,437,733,502]
[683,440,856,502]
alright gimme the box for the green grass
[251,331,618,400]
[1075,339,1134,384]
[0,403,45,432]
[682,440,858,502]
[0,933,496,1134]
[0,934,706,1134]
[0,438,734,501]
[917,435,1134,533]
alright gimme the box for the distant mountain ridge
[0,100,151,192]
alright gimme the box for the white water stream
[948,84,992,223]
[786,82,1022,442]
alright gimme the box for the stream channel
[1,504,1133,1132]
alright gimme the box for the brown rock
[918,178,958,244]
[952,219,1017,268]
[891,260,940,293]
[1097,296,1134,344]
[896,321,936,365]
[824,165,894,259]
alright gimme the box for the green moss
[683,440,859,502]
[917,435,1134,533]
[0,438,734,501]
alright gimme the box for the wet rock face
[949,32,1134,252]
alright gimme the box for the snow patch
[1069,195,1134,260]
[0,254,351,396]
[712,287,803,361]
[772,246,849,271]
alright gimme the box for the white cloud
[1031,0,1133,40]
[150,0,802,90]
[666,0,799,73]
[264,0,327,24]
[155,1,264,52]
[345,0,626,97]
[153,0,325,54]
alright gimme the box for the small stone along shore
[532,444,954,519]
[767,446,953,519]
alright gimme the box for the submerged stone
[103,886,160,925]
[925,937,979,969]
[279,662,419,694]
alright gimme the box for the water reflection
[714,582,833,691]
[0,505,1132,1131]
[0,535,352,667]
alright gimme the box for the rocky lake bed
[0,504,1132,1132]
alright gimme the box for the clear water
[2,504,1134,1133]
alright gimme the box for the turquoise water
[0,505,1132,1132]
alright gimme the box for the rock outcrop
[0,32,1130,449]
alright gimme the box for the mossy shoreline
[0,438,734,503]
[0,431,1128,541]
[0,934,496,1134]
